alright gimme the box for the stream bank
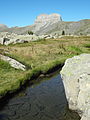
[0,72,80,120]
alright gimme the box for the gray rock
[0,32,47,45]
[0,31,57,45]
[0,38,4,44]
[0,32,18,45]
[35,13,62,24]
[60,54,90,120]
[34,13,62,32]
[0,54,26,71]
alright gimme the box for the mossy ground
[0,36,90,97]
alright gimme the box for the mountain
[39,19,90,35]
[0,14,90,35]
[0,24,8,31]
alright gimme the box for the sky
[0,0,90,27]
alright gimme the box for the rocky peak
[34,13,62,32]
[35,13,62,24]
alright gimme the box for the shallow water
[0,72,80,120]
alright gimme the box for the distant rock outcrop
[0,32,54,45]
[35,14,62,24]
[34,13,62,32]
[61,54,90,120]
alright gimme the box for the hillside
[0,14,90,35]
[0,24,8,31]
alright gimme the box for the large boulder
[0,32,17,45]
[0,54,26,71]
[60,54,90,120]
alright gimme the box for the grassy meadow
[0,36,90,97]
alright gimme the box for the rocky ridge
[0,13,90,35]
[0,24,8,31]
[60,54,90,120]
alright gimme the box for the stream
[0,72,80,120]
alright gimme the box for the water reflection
[0,73,80,120]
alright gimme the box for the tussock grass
[0,36,90,97]
[84,43,90,48]
[67,46,83,54]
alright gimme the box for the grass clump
[0,60,12,70]
[84,43,90,48]
[67,46,83,54]
[0,60,28,96]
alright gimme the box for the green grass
[0,60,27,96]
[67,46,83,54]
[0,36,90,98]
[84,43,90,48]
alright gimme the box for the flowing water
[0,72,80,120]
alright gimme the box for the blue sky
[0,0,90,27]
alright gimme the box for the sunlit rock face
[61,54,90,120]
[34,13,62,32]
[35,13,62,24]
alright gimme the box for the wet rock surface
[0,73,80,120]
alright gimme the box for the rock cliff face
[60,54,90,120]
[34,13,62,32]
[35,14,62,23]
